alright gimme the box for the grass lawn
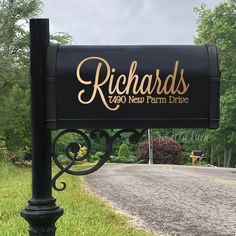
[0,162,155,236]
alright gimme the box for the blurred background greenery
[0,0,235,167]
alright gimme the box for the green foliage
[118,143,129,158]
[51,32,73,45]
[108,143,138,163]
[0,0,43,67]
[0,140,8,162]
[221,87,236,134]
[174,0,236,167]
[1,84,30,154]
[0,1,73,162]
[0,0,42,161]
[89,151,104,163]
[110,155,138,164]
[194,0,236,93]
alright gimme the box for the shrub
[89,151,104,163]
[110,155,137,164]
[138,136,183,164]
[118,144,129,158]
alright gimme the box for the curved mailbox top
[46,44,220,129]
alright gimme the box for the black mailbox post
[21,18,220,235]
[20,19,63,236]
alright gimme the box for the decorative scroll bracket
[52,129,147,191]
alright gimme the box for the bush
[138,136,183,164]
[110,155,137,164]
[118,144,129,158]
[89,151,104,163]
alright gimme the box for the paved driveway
[85,164,236,236]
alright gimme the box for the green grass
[0,162,155,236]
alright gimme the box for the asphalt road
[84,164,236,236]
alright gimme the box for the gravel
[84,164,236,236]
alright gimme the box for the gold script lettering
[76,57,190,111]
[76,57,119,111]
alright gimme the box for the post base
[21,198,63,236]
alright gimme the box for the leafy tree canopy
[194,0,236,93]
[0,0,72,160]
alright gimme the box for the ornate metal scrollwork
[52,129,147,191]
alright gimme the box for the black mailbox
[192,150,204,157]
[45,44,220,129]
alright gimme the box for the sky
[40,0,223,45]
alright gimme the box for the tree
[0,0,72,161]
[194,0,236,93]
[194,1,236,167]
[218,87,236,167]
[0,0,42,160]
